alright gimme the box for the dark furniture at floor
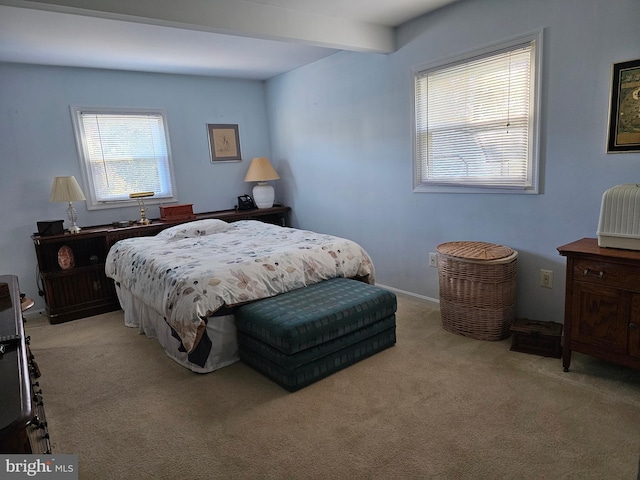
[510,318,563,358]
[558,238,640,372]
[32,206,290,324]
[235,278,397,392]
[0,275,51,454]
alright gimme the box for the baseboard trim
[375,283,440,307]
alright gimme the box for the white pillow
[156,219,229,241]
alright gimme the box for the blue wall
[0,64,271,308]
[1,0,639,324]
[266,0,640,322]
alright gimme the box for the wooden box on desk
[510,318,563,358]
[159,204,195,221]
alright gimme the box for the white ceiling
[0,0,459,80]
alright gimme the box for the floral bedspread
[105,219,375,353]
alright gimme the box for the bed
[105,219,375,373]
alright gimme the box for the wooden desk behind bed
[32,206,291,324]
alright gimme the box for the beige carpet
[25,294,640,479]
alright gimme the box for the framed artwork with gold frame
[208,123,242,162]
[607,59,640,153]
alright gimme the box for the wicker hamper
[436,241,518,341]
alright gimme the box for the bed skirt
[114,284,240,373]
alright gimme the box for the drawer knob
[630,323,639,330]
[583,269,604,278]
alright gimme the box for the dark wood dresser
[0,275,51,454]
[558,238,640,372]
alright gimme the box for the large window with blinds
[413,32,541,193]
[71,107,177,209]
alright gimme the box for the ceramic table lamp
[244,157,280,208]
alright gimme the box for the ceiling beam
[0,0,396,53]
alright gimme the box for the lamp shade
[50,176,86,203]
[244,157,280,182]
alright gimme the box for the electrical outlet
[540,269,553,288]
[429,252,438,268]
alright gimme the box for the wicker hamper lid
[436,241,515,261]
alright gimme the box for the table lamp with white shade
[49,176,86,234]
[244,157,280,208]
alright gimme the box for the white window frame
[70,106,178,210]
[412,31,543,194]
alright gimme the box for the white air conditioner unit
[597,183,640,250]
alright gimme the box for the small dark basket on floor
[437,241,518,341]
[510,318,562,358]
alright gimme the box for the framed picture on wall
[607,58,640,153]
[207,123,242,162]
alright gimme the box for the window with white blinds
[71,107,177,209]
[413,33,541,193]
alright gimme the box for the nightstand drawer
[572,258,640,291]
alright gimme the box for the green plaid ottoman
[235,277,397,392]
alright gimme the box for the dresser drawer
[572,258,640,291]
